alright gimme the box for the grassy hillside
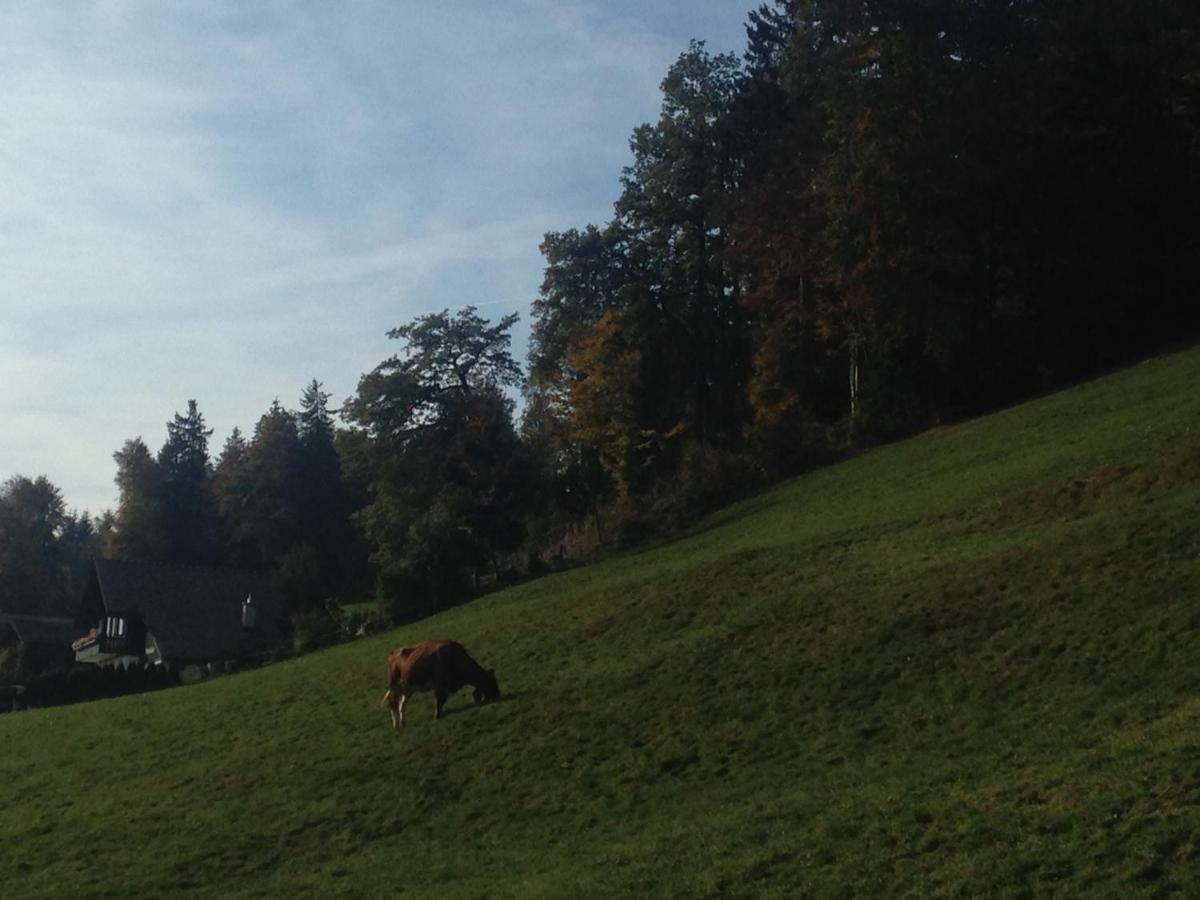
[4,348,1200,898]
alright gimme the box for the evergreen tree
[529,44,751,514]
[615,41,748,447]
[727,2,844,466]
[109,438,169,562]
[296,379,351,598]
[157,400,216,564]
[240,401,306,566]
[56,511,98,614]
[94,509,118,558]
[212,427,256,566]
[298,380,337,446]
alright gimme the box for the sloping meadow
[3,348,1200,897]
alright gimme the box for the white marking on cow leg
[397,693,408,728]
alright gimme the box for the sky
[0,1,751,516]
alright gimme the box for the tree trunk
[848,337,861,421]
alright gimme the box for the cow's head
[473,668,501,704]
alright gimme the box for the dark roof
[0,585,77,621]
[86,559,286,662]
[0,614,76,646]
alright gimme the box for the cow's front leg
[396,692,408,728]
[434,690,447,720]
[384,689,401,730]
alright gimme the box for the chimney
[241,594,257,631]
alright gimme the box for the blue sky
[0,1,751,515]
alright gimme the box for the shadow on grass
[433,692,517,721]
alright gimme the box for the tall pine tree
[157,400,216,564]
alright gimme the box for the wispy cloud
[0,1,749,513]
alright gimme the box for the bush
[643,443,764,537]
[277,544,328,618]
[290,599,344,654]
[19,662,179,709]
[340,604,387,639]
[748,409,842,480]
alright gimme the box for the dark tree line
[3,0,1198,634]
[0,476,96,679]
[526,0,1200,544]
[98,387,367,618]
[0,477,95,619]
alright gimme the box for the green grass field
[4,347,1200,898]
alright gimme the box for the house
[0,613,76,675]
[72,559,286,673]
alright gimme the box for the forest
[2,0,1198,656]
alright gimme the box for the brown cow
[382,639,500,729]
